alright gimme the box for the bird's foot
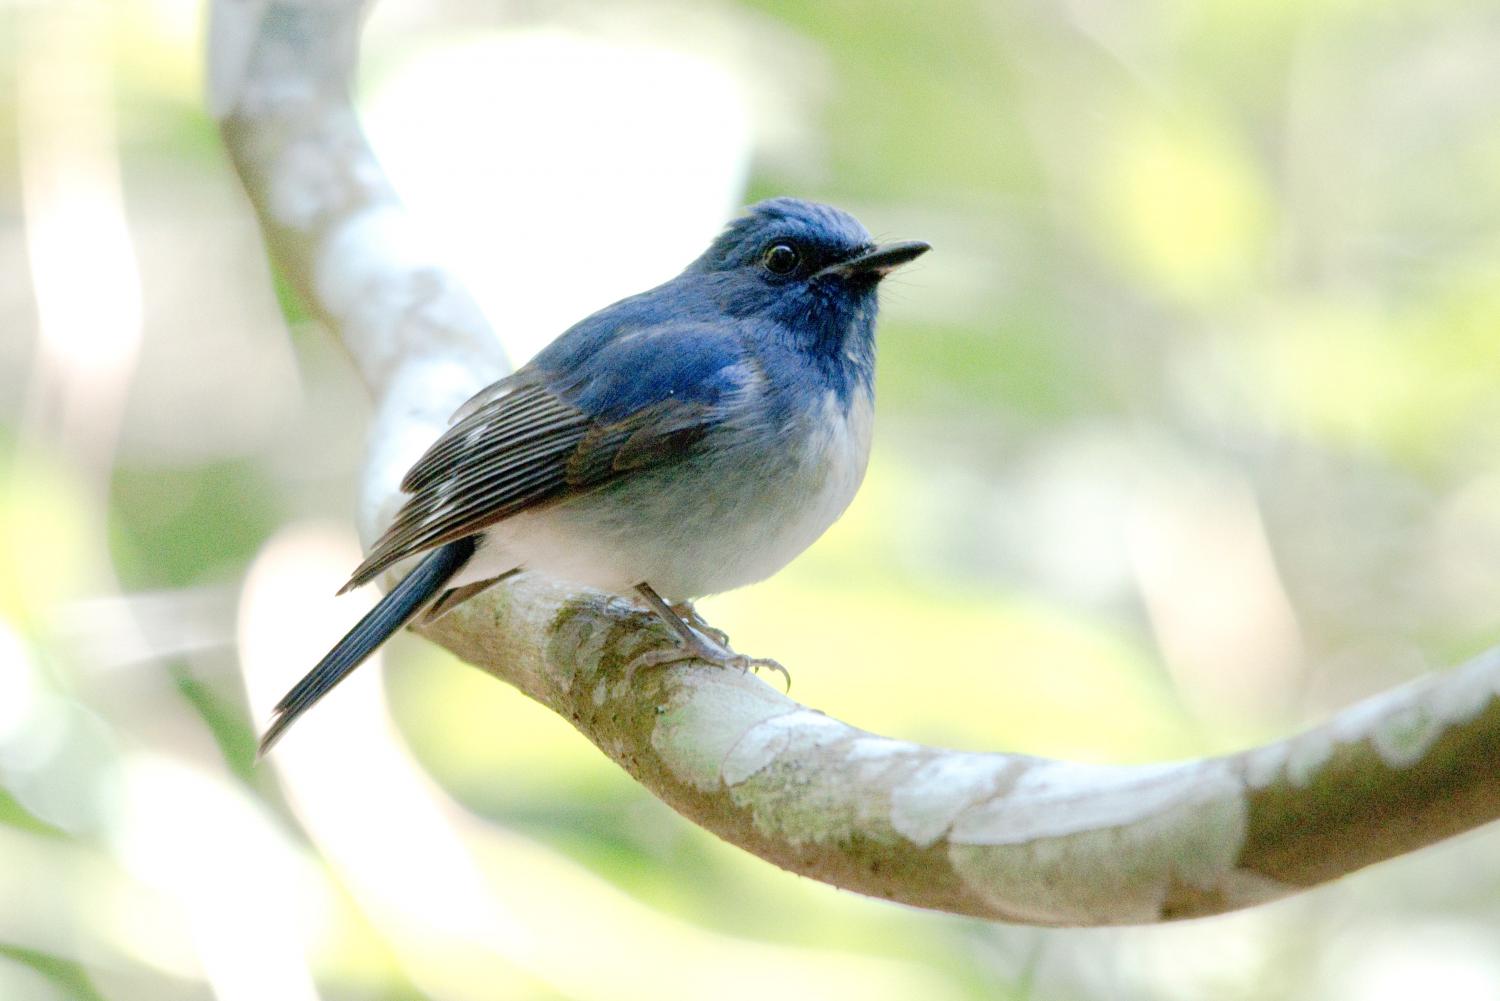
[669,600,730,647]
[625,627,790,689]
[629,583,790,689]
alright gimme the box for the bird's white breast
[460,386,875,601]
[754,387,873,579]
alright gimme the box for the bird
[258,197,928,755]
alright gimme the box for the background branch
[214,0,1500,925]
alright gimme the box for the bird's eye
[763,242,801,276]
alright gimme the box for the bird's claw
[669,601,731,647]
[747,656,791,690]
[624,628,790,691]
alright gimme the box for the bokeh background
[5,0,1500,997]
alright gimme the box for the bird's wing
[341,324,751,591]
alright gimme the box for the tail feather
[257,537,477,757]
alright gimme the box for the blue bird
[259,197,928,754]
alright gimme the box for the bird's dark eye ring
[763,242,801,276]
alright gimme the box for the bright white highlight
[363,29,753,364]
[107,754,326,1001]
[18,23,143,384]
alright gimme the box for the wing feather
[402,382,567,492]
[343,340,745,591]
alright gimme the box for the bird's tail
[257,537,477,757]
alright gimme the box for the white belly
[457,388,874,601]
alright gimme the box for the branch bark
[212,0,1500,926]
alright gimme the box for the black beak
[819,240,931,280]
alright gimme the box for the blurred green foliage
[7,0,1500,998]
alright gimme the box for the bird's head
[687,199,928,358]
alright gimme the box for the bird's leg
[630,583,790,689]
[668,599,730,647]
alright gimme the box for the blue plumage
[551,324,750,420]
[260,198,928,754]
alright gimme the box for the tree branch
[212,0,1500,926]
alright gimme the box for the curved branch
[212,0,1500,926]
